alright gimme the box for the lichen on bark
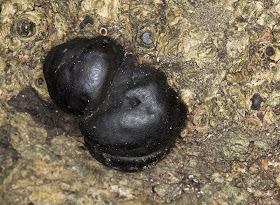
[0,0,279,204]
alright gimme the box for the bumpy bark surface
[0,0,279,204]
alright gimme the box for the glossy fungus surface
[43,36,187,172]
[79,55,187,171]
[43,36,124,115]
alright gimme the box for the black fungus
[43,36,124,115]
[250,93,264,111]
[79,55,187,171]
[266,46,275,56]
[43,36,187,172]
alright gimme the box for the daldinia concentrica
[43,36,187,172]
[43,36,124,115]
[80,55,187,171]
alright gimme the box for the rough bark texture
[0,0,280,204]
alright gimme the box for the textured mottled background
[0,0,280,204]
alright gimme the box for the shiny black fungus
[43,36,187,171]
[43,36,124,115]
[79,55,187,171]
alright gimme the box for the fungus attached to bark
[80,55,187,171]
[43,37,187,172]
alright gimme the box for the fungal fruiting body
[43,36,124,115]
[80,55,187,171]
[43,36,187,171]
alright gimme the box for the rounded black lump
[43,36,124,115]
[79,55,187,171]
